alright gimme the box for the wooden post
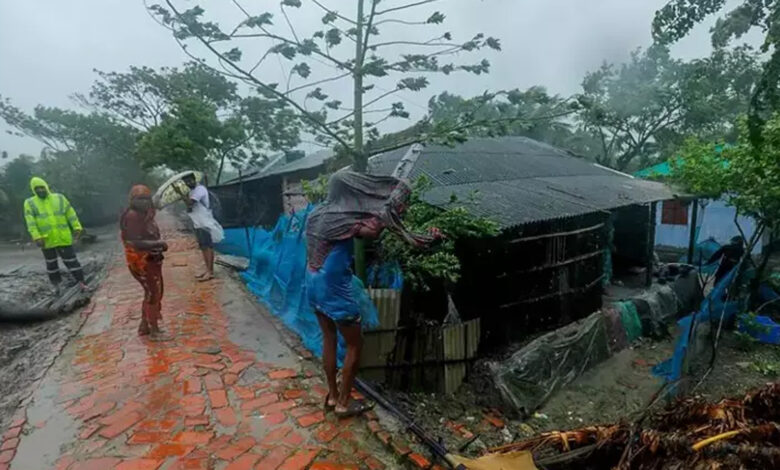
[353,0,367,282]
[687,199,699,265]
[647,202,657,287]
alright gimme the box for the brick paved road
[0,218,397,470]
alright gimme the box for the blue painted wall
[655,199,760,253]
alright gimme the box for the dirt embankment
[0,227,115,432]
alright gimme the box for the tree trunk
[353,0,368,282]
[750,227,773,309]
[216,152,226,185]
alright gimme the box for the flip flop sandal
[324,393,337,411]
[197,274,215,282]
[148,332,173,342]
[335,399,375,419]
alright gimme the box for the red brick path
[1,218,396,470]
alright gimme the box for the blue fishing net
[215,226,271,259]
[218,205,378,363]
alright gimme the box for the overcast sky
[0,0,728,159]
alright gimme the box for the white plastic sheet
[189,203,224,243]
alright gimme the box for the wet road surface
[0,216,395,470]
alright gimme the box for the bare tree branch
[368,109,579,157]
[371,40,460,48]
[280,3,301,43]
[163,0,353,154]
[376,0,440,16]
[230,0,252,18]
[310,0,357,25]
[230,31,353,71]
[328,87,402,125]
[286,71,351,95]
[374,18,427,27]
[361,0,379,64]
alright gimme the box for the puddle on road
[12,368,78,470]
[220,278,297,368]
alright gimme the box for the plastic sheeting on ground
[652,266,743,387]
[736,285,780,345]
[738,314,780,345]
[215,207,380,363]
[487,269,699,415]
[489,311,612,416]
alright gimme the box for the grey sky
[0,0,723,159]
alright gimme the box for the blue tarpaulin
[215,206,382,363]
[653,266,743,386]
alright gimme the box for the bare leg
[138,318,150,336]
[336,322,363,411]
[316,312,339,407]
[198,248,215,280]
[206,248,215,276]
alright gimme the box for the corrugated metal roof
[262,149,333,178]
[216,150,333,187]
[369,136,676,228]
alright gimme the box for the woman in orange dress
[120,185,168,336]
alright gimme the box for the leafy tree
[148,0,503,278]
[673,116,780,299]
[577,46,760,171]
[75,63,238,131]
[148,0,502,171]
[76,62,300,180]
[0,155,36,235]
[135,96,233,172]
[427,88,591,155]
[653,0,780,145]
[0,101,146,226]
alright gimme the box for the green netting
[617,301,642,342]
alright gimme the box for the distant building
[212,150,333,228]
[635,160,764,255]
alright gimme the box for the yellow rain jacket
[23,177,82,249]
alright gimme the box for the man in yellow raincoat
[23,177,87,293]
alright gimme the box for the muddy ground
[384,330,780,458]
[0,225,116,433]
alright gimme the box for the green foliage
[135,98,223,171]
[378,176,499,291]
[578,46,760,170]
[0,155,36,233]
[750,358,780,377]
[0,108,147,231]
[77,63,238,131]
[427,88,589,153]
[301,173,499,291]
[75,62,300,178]
[653,1,780,146]
[673,115,780,228]
[147,0,504,167]
[301,174,330,204]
